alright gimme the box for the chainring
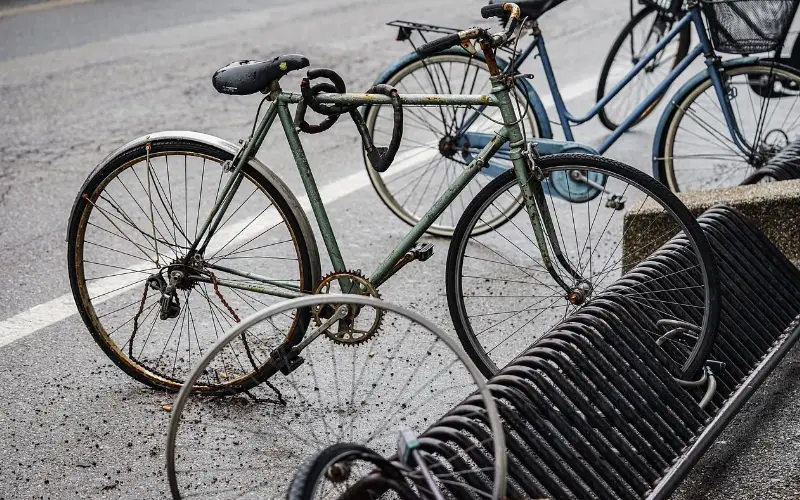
[312,271,383,345]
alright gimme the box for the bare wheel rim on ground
[165,294,507,500]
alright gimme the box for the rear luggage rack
[387,20,523,60]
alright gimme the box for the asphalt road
[1,0,799,498]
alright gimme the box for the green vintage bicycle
[67,2,719,393]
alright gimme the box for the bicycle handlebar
[416,3,521,57]
[416,33,463,57]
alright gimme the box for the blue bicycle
[367,0,800,236]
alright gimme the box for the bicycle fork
[511,142,591,304]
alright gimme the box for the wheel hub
[161,253,207,290]
[567,281,593,306]
[325,462,351,483]
[747,129,789,168]
[438,136,458,158]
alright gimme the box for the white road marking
[538,76,599,110]
[0,148,434,348]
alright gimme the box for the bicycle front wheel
[287,443,417,500]
[365,52,542,237]
[656,61,800,191]
[446,153,719,379]
[596,5,691,131]
[67,138,320,394]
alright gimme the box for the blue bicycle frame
[462,4,753,170]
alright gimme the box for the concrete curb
[624,179,800,265]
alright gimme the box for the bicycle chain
[211,274,240,322]
[211,273,286,405]
[128,281,150,359]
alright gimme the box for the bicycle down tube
[451,4,753,160]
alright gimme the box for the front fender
[371,48,553,139]
[68,131,321,284]
[651,57,760,181]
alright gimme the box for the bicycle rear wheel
[365,52,541,237]
[656,61,800,191]
[67,138,319,394]
[596,5,691,131]
[166,295,506,499]
[446,153,719,379]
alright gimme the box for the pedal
[270,344,304,376]
[411,242,434,261]
[382,243,435,282]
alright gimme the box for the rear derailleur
[146,271,181,320]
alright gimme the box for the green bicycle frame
[186,77,568,299]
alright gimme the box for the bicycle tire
[67,137,320,394]
[596,5,691,131]
[446,153,720,379]
[655,61,800,191]
[364,52,540,237]
[286,443,416,500]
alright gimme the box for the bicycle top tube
[276,91,500,107]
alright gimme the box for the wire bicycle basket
[701,0,799,54]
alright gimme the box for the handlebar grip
[417,33,462,57]
[480,3,506,18]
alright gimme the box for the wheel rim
[366,54,538,236]
[73,146,307,391]
[166,294,506,500]
[663,64,800,191]
[451,160,714,377]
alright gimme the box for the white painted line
[0,0,95,19]
[539,76,598,110]
[0,148,434,349]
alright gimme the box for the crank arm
[569,170,626,209]
[293,305,349,352]
[268,305,349,376]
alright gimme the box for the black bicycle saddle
[212,54,310,95]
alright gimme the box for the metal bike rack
[366,205,800,499]
[741,138,800,184]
